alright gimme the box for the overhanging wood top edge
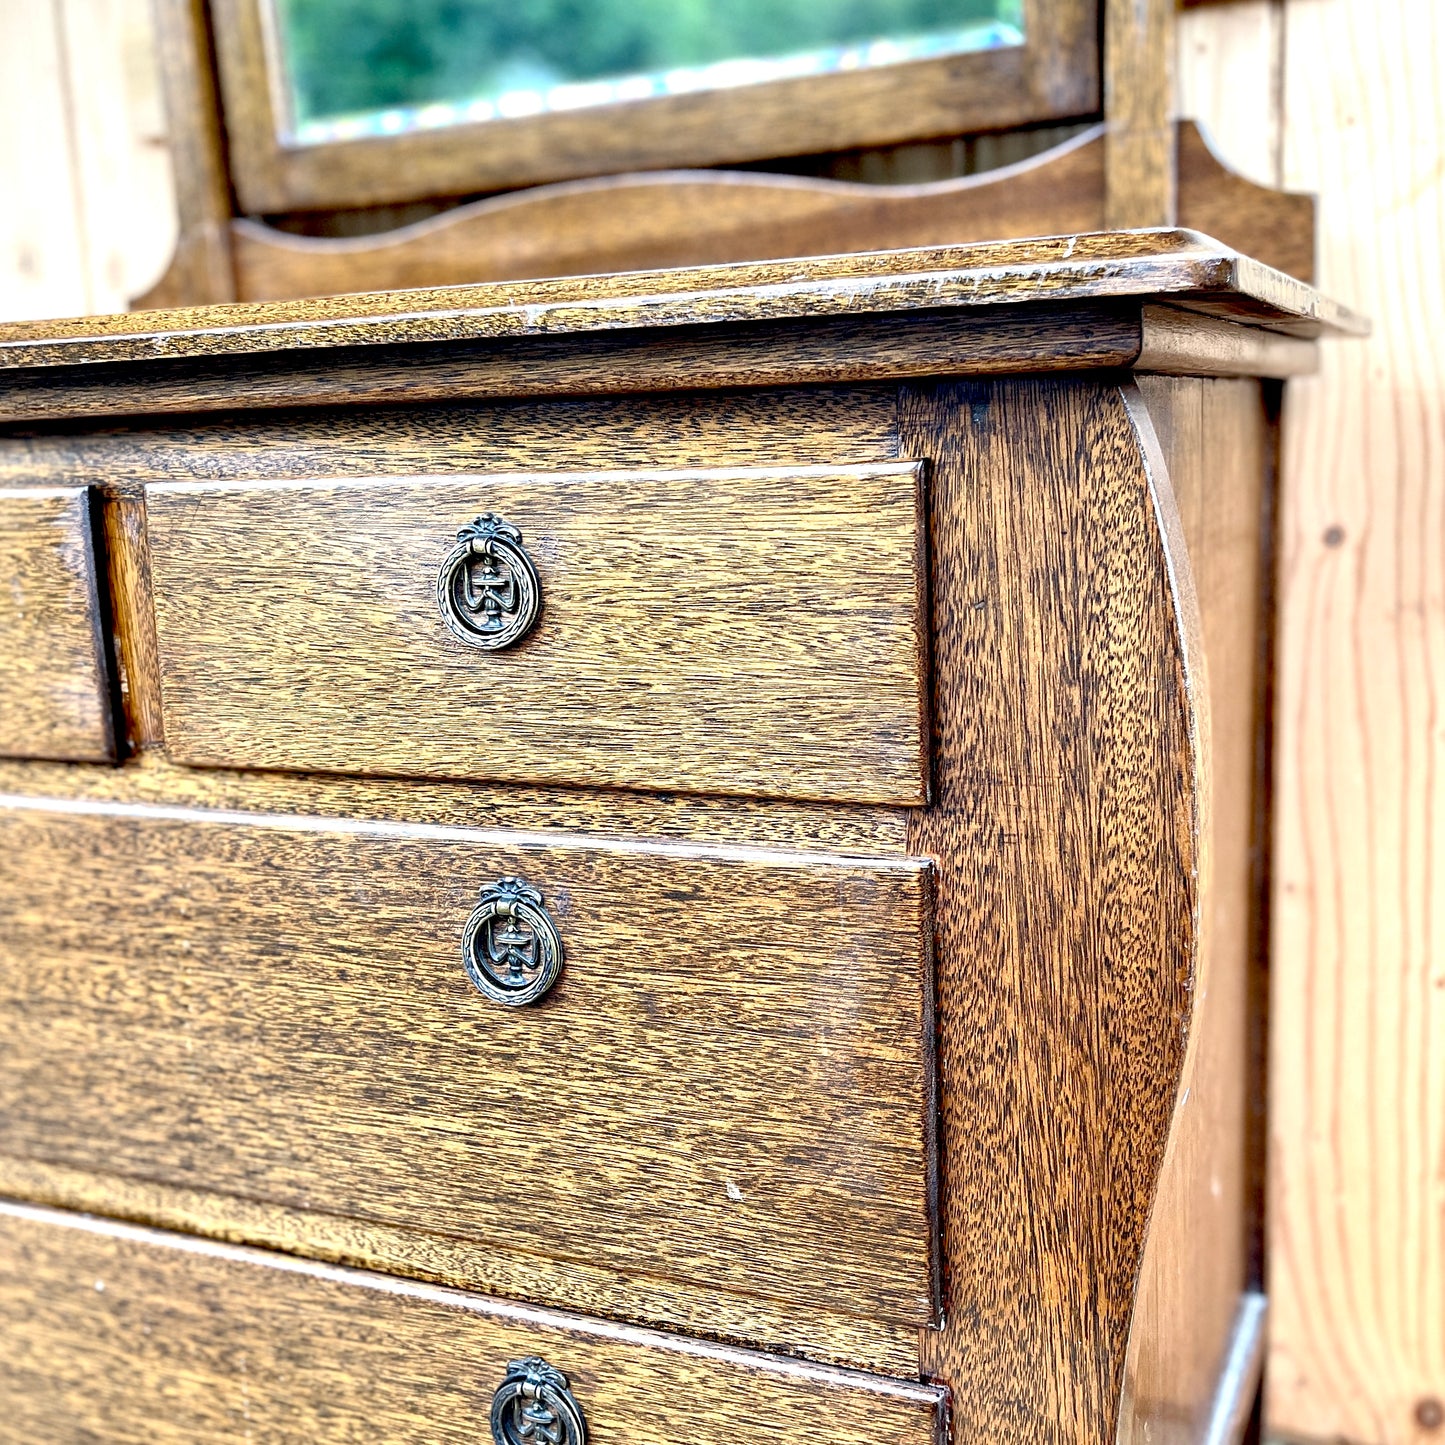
[0,230,1366,374]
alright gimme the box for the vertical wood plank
[138,0,236,308]
[0,0,88,321]
[56,0,177,313]
[1105,0,1178,227]
[1176,0,1283,189]
[1268,1,1445,1440]
[0,0,177,321]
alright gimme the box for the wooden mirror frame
[209,0,1101,214]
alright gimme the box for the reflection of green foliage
[273,0,1023,123]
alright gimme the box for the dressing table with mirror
[0,2,1361,1442]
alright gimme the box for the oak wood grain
[134,0,234,310]
[0,486,113,762]
[0,230,1365,374]
[97,483,164,750]
[0,794,938,1354]
[0,304,1144,428]
[900,377,1201,1442]
[1137,303,1317,379]
[224,123,1318,304]
[0,1199,947,1444]
[0,1153,922,1377]
[1105,0,1178,228]
[1176,116,1314,287]
[3,383,905,755]
[143,464,930,804]
[0,752,913,859]
[207,0,1097,212]
[1120,375,1274,1444]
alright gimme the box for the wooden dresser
[0,230,1361,1444]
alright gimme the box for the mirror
[269,0,1025,145]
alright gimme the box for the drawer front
[0,1201,947,1445]
[0,796,937,1342]
[143,464,929,804]
[0,488,112,762]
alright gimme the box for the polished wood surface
[0,487,113,763]
[139,0,235,310]
[1104,0,1177,228]
[4,383,904,754]
[207,0,1098,213]
[0,1200,947,1445]
[0,258,1355,1438]
[901,377,1203,1442]
[0,751,912,857]
[1119,375,1274,1443]
[144,463,929,803]
[0,793,937,1354]
[0,305,1144,429]
[224,123,1315,302]
[0,231,1364,373]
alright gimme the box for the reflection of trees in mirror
[272,0,1025,130]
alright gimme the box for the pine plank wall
[0,1,1442,1441]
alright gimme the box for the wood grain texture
[135,0,235,310]
[96,481,164,750]
[144,463,929,804]
[0,230,1365,372]
[0,304,1144,428]
[0,381,903,487]
[0,1,175,322]
[5,382,899,756]
[1105,0,1177,228]
[0,794,938,1356]
[0,486,113,762]
[224,123,1318,304]
[899,377,1201,1442]
[1176,120,1314,287]
[208,0,1097,212]
[229,129,1117,303]
[1137,303,1317,379]
[0,1200,947,1445]
[0,750,912,859]
[1266,1,1445,1440]
[1120,375,1274,1444]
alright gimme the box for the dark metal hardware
[436,513,541,650]
[490,1357,587,1445]
[462,878,565,1007]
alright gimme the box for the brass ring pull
[490,1357,587,1445]
[462,878,565,1007]
[436,513,541,650]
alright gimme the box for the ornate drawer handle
[490,1356,587,1445]
[463,878,565,1007]
[436,513,541,650]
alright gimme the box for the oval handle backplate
[463,878,565,1007]
[436,513,541,650]
[490,1356,587,1445]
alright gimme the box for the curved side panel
[1117,376,1277,1445]
[901,378,1205,1441]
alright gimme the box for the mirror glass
[269,0,1025,145]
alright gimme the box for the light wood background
[1,2,1442,1441]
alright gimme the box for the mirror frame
[209,0,1101,214]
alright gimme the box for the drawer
[0,795,938,1354]
[0,488,113,762]
[142,464,929,804]
[0,1200,946,1445]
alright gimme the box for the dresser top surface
[0,229,1364,373]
